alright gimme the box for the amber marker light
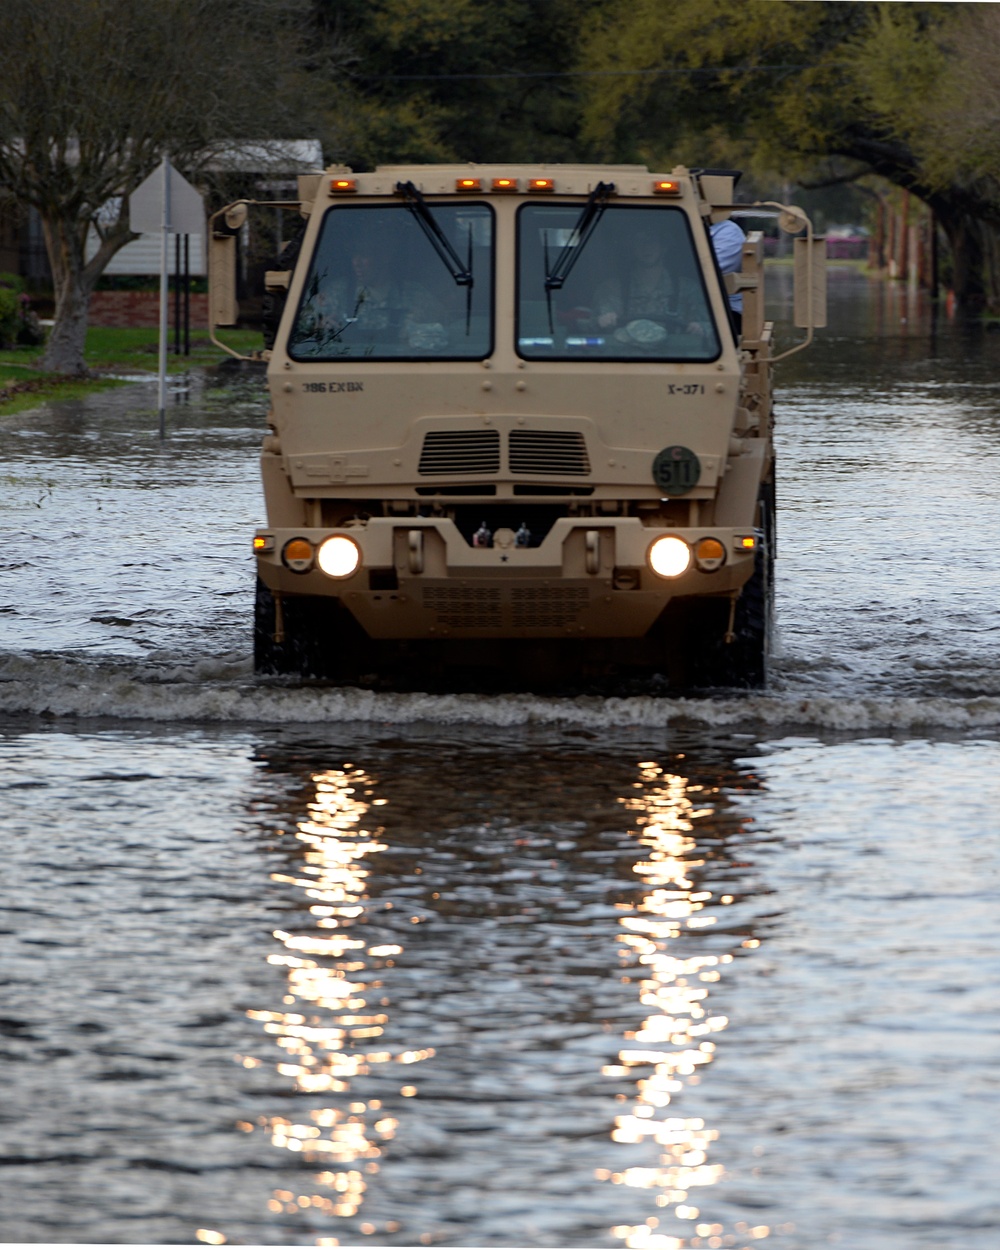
[491,177,519,192]
[282,537,315,574]
[653,179,681,195]
[330,178,357,193]
[455,177,482,192]
[254,534,275,553]
[648,535,691,578]
[528,178,555,193]
[317,534,361,579]
[694,537,727,572]
[738,535,757,551]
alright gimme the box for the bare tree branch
[0,0,323,372]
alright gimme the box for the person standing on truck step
[710,216,745,335]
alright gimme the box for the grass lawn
[0,325,264,416]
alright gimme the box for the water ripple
[3,651,1000,730]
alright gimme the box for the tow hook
[724,592,738,644]
[273,590,286,644]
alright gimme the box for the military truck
[209,164,825,690]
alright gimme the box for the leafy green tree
[0,0,322,374]
[850,3,1000,309]
[313,0,602,167]
[576,0,1000,310]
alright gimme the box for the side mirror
[209,232,239,327]
[779,207,809,235]
[793,236,827,329]
[224,202,248,231]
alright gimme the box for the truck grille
[418,428,592,478]
[509,430,590,476]
[418,430,500,475]
[510,586,590,628]
[422,585,589,631]
[423,586,502,629]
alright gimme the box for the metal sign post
[158,156,171,436]
[130,160,204,438]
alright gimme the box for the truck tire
[254,577,307,675]
[254,577,371,679]
[690,481,775,690]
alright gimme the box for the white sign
[128,157,205,436]
[129,161,204,235]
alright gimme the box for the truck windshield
[517,204,721,362]
[288,203,494,361]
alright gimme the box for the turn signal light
[738,535,757,551]
[330,178,357,194]
[282,537,315,574]
[253,534,275,553]
[653,179,681,195]
[694,537,727,572]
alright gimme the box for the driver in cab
[595,227,708,341]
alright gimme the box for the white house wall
[86,230,206,276]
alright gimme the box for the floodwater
[2,271,999,1249]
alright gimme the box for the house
[87,140,323,328]
[1,140,323,326]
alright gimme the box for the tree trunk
[928,198,990,314]
[835,132,1000,315]
[39,206,134,374]
[981,217,1000,314]
[43,275,95,374]
[40,213,93,374]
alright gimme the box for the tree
[849,3,1000,310]
[312,0,603,168]
[0,0,322,374]
[574,0,1000,311]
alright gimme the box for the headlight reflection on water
[247,766,430,1239]
[240,755,768,1247]
[602,761,765,1250]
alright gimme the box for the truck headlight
[648,535,691,578]
[317,534,361,579]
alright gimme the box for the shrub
[0,285,19,347]
[0,275,45,348]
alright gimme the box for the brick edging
[89,290,209,329]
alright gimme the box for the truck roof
[309,163,730,204]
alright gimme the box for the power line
[352,63,805,83]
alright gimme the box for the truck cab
[210,163,824,689]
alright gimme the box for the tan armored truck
[209,164,825,690]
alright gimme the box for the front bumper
[255,517,758,640]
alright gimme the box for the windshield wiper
[543,180,615,292]
[396,179,477,334]
[542,180,614,333]
[396,180,473,288]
